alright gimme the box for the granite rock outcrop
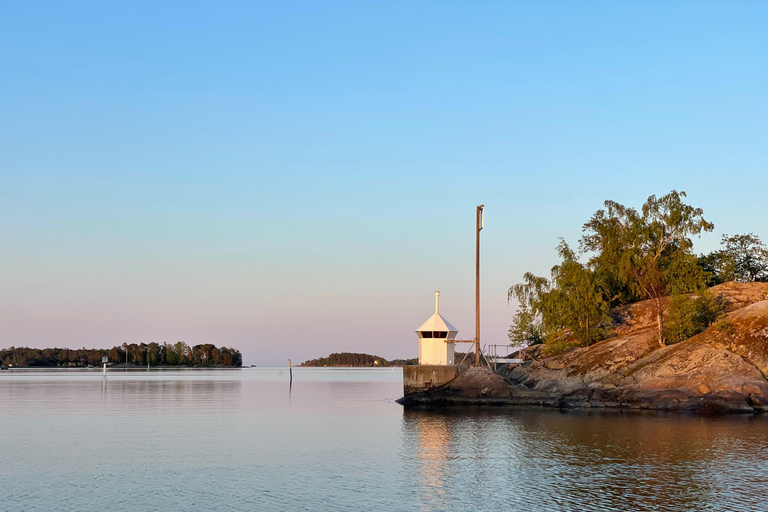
[398,282,768,413]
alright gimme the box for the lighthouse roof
[416,313,458,333]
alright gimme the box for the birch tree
[581,190,713,346]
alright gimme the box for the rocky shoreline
[398,282,768,414]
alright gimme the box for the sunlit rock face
[402,282,768,414]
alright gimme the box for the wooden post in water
[289,359,293,384]
[475,204,484,367]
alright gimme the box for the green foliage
[664,290,726,344]
[697,251,735,286]
[509,190,717,351]
[698,233,768,285]
[694,289,726,327]
[507,272,552,344]
[715,320,734,333]
[547,240,612,344]
[664,295,699,344]
[508,240,611,348]
[300,352,391,367]
[543,337,581,356]
[508,307,544,345]
[664,254,708,295]
[301,352,419,367]
[582,191,713,298]
[580,190,714,345]
[720,233,768,282]
[0,347,108,367]
[164,346,179,365]
[0,343,242,368]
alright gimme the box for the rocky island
[399,191,768,414]
[398,282,767,413]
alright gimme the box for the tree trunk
[654,297,665,346]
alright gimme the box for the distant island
[300,352,417,367]
[300,351,475,367]
[0,342,242,368]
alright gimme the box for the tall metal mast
[475,204,484,366]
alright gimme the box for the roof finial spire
[435,291,440,314]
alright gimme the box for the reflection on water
[412,412,452,506]
[0,369,765,512]
[3,376,243,417]
[402,409,768,512]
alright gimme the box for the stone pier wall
[402,365,469,396]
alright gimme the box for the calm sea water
[0,368,765,512]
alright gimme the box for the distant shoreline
[0,366,242,372]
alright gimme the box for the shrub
[715,320,733,333]
[665,290,726,344]
[543,334,581,356]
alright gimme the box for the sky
[1,1,766,366]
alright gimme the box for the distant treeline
[1,342,242,368]
[300,352,418,367]
[299,351,479,367]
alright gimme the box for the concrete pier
[402,365,469,396]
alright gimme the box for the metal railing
[486,344,534,366]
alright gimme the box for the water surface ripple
[1,368,765,512]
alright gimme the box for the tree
[300,352,388,367]
[546,240,611,345]
[173,342,190,365]
[508,272,550,344]
[720,233,768,282]
[230,348,243,367]
[0,343,241,367]
[581,190,714,346]
[665,289,725,344]
[508,307,544,345]
[507,241,611,348]
[697,251,735,286]
[221,347,233,366]
[147,342,160,366]
[126,343,141,364]
[108,347,123,363]
[165,346,179,365]
[88,350,104,366]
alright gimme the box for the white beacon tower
[416,292,459,365]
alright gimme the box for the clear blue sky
[1,1,765,365]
